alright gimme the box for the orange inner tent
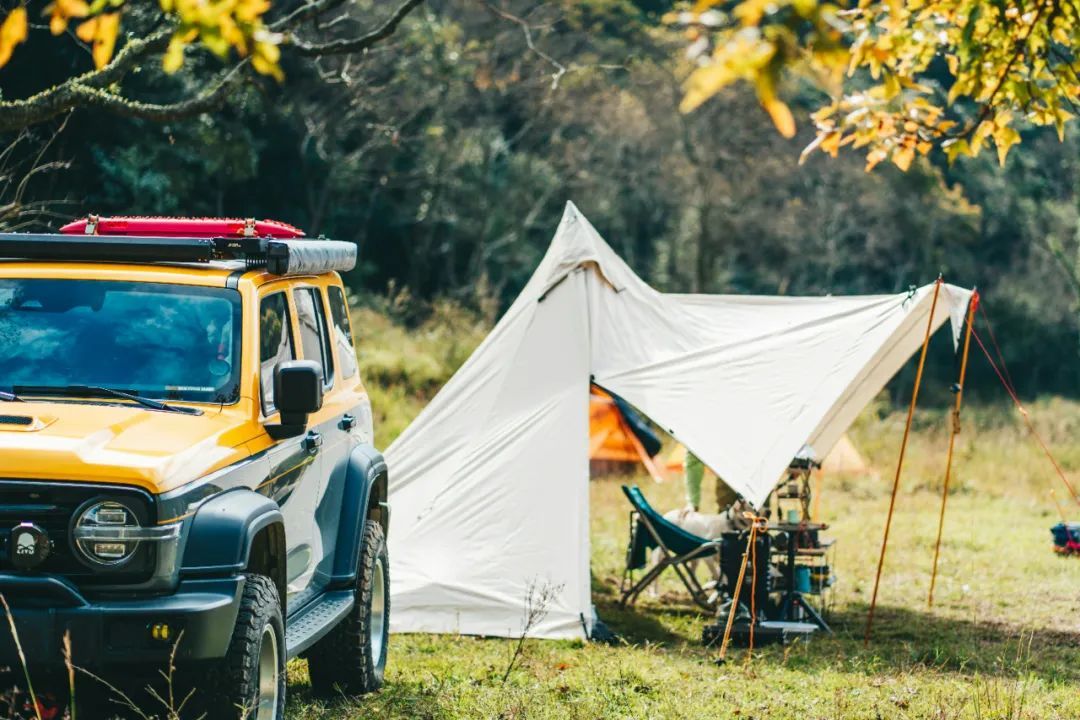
[589,386,641,463]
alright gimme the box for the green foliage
[674,0,1080,171]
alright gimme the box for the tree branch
[287,0,425,56]
[0,28,172,132]
[0,0,424,131]
[82,28,173,87]
[482,1,567,88]
[270,0,351,32]
[77,63,248,122]
[0,61,245,132]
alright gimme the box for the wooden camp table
[767,521,833,633]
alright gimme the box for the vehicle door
[290,284,346,594]
[258,286,323,606]
[308,282,367,584]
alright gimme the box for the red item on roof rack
[59,216,305,239]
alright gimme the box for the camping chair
[619,485,723,611]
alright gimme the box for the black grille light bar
[0,233,357,276]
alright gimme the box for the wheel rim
[370,557,386,664]
[256,623,280,720]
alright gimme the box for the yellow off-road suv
[0,216,389,719]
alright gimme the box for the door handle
[303,430,323,455]
[340,414,356,431]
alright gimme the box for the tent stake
[864,278,943,646]
[928,290,978,608]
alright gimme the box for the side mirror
[266,360,323,440]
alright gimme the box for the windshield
[0,279,241,404]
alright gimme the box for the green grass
[280,305,1080,719]
[353,299,490,447]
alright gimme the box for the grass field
[283,390,1080,719]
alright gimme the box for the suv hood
[0,401,260,493]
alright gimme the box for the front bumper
[0,573,244,668]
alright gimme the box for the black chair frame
[619,507,724,612]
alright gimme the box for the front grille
[0,481,156,584]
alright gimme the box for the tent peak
[537,202,644,295]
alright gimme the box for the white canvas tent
[386,202,971,640]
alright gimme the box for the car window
[260,292,295,413]
[294,287,334,389]
[0,279,241,404]
[327,286,358,379]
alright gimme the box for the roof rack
[0,227,356,276]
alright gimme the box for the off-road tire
[201,574,286,720]
[307,519,389,695]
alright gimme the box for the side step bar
[284,589,354,659]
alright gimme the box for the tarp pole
[927,290,978,608]
[717,515,768,660]
[864,278,942,646]
[717,517,760,662]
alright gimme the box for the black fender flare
[181,488,285,581]
[328,444,388,587]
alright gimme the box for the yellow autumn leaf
[755,73,796,138]
[251,39,283,82]
[892,144,915,171]
[680,63,736,113]
[234,0,271,24]
[1054,106,1072,142]
[0,6,28,68]
[74,14,96,41]
[942,138,971,164]
[762,95,796,138]
[46,0,89,36]
[819,131,842,156]
[76,12,120,68]
[864,147,887,172]
[93,13,119,68]
[201,29,230,58]
[883,72,901,100]
[993,125,1021,166]
[734,0,772,26]
[162,35,185,73]
[218,16,245,52]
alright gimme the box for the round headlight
[74,500,141,566]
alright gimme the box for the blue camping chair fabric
[620,485,723,611]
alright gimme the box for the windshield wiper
[12,385,201,415]
[0,389,21,402]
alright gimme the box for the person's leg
[715,477,738,513]
[685,451,703,510]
